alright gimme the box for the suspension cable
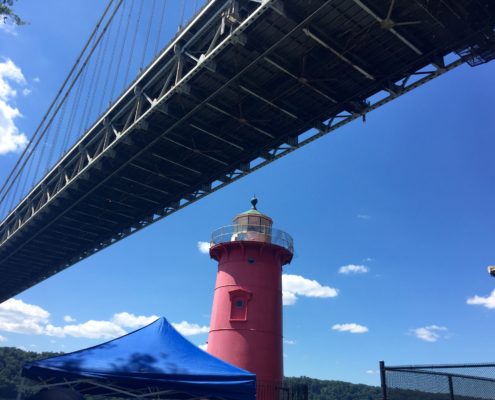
[0,1,123,218]
[0,0,117,204]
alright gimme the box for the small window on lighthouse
[229,289,251,321]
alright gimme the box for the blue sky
[1,0,495,386]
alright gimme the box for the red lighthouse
[207,197,293,399]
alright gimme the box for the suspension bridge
[1,0,494,303]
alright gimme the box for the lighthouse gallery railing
[211,225,294,254]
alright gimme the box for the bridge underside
[1,0,495,302]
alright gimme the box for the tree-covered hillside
[284,376,381,400]
[0,347,61,399]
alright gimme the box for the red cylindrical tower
[207,197,293,399]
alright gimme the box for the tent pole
[17,377,25,400]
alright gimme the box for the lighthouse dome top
[234,196,273,224]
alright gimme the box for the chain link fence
[380,361,495,400]
[256,381,308,400]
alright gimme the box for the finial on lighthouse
[251,195,258,210]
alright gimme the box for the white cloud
[282,291,297,306]
[197,241,210,254]
[45,320,126,340]
[467,290,495,309]
[332,323,369,334]
[0,334,7,342]
[357,214,371,220]
[0,298,50,334]
[283,338,295,345]
[0,58,28,154]
[22,88,31,96]
[413,325,448,342]
[63,315,76,323]
[112,312,158,329]
[282,274,338,305]
[33,77,40,83]
[0,299,206,341]
[366,370,378,374]
[172,321,209,336]
[339,264,369,274]
[198,343,208,351]
[46,312,159,339]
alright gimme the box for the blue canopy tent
[22,318,255,400]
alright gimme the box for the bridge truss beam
[1,0,495,302]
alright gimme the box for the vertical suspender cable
[62,62,87,155]
[101,0,126,109]
[8,164,23,213]
[17,153,35,215]
[78,35,102,136]
[45,96,68,173]
[94,13,115,117]
[31,122,52,188]
[179,0,186,30]
[140,0,156,69]
[124,0,144,86]
[86,22,112,130]
[153,0,167,56]
[111,0,133,100]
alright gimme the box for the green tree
[284,376,382,400]
[0,0,26,26]
[0,347,61,399]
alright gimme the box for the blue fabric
[23,318,255,400]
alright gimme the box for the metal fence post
[448,375,455,400]
[379,361,387,400]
